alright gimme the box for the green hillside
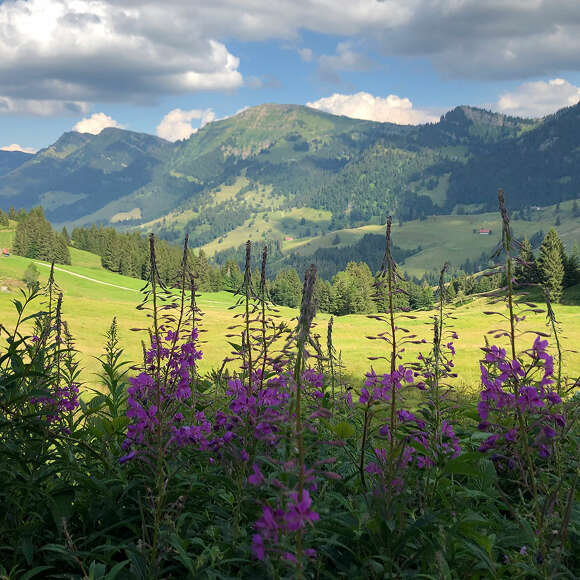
[2,101,580,252]
[0,150,33,176]
[201,199,579,280]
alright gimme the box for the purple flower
[285,490,319,531]
[119,450,137,464]
[543,426,556,439]
[397,409,415,422]
[252,534,265,560]
[364,369,378,388]
[532,336,548,355]
[504,428,517,443]
[479,434,499,453]
[248,464,265,486]
[359,388,370,404]
[477,401,489,421]
[538,444,551,458]
[485,345,506,363]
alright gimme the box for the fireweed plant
[473,190,580,574]
[1,193,580,578]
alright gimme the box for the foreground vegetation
[1,191,579,578]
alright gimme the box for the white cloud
[307,92,439,125]
[0,143,37,154]
[73,112,122,134]
[0,0,243,108]
[0,96,89,116]
[156,108,216,141]
[495,78,580,117]
[298,48,313,62]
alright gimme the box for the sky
[2,0,580,153]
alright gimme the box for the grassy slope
[1,235,579,389]
[286,199,580,278]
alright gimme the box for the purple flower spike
[252,534,265,560]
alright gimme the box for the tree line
[10,207,71,264]
[6,207,578,315]
[515,229,579,302]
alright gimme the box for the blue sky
[2,1,580,152]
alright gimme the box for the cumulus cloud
[2,0,580,116]
[0,143,37,154]
[368,1,580,80]
[306,92,439,125]
[495,78,580,117]
[0,0,243,108]
[156,108,216,141]
[73,113,123,134]
[298,48,313,62]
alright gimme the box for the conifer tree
[0,209,9,227]
[12,207,70,264]
[271,268,302,308]
[538,229,565,303]
[564,242,580,288]
[515,236,537,284]
[61,226,70,244]
[446,280,456,302]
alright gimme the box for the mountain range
[1,102,579,255]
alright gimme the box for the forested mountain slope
[0,150,32,176]
[1,101,579,250]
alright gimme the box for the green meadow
[283,199,580,278]
[1,238,579,390]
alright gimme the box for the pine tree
[271,268,302,308]
[515,236,537,284]
[53,232,71,264]
[0,209,9,227]
[538,229,565,303]
[564,242,580,288]
[221,259,243,292]
[313,278,332,313]
[22,262,40,287]
[446,280,456,303]
[12,207,70,264]
[61,226,70,244]
[192,250,211,291]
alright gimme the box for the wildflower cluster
[31,381,80,429]
[120,326,202,463]
[246,367,339,567]
[477,335,564,461]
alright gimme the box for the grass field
[1,241,579,391]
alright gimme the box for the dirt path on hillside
[34,263,234,303]
[35,263,140,292]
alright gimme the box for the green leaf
[333,421,355,439]
[21,567,53,580]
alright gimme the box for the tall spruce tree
[564,242,580,288]
[271,268,302,308]
[538,229,565,303]
[12,207,70,264]
[515,236,537,284]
